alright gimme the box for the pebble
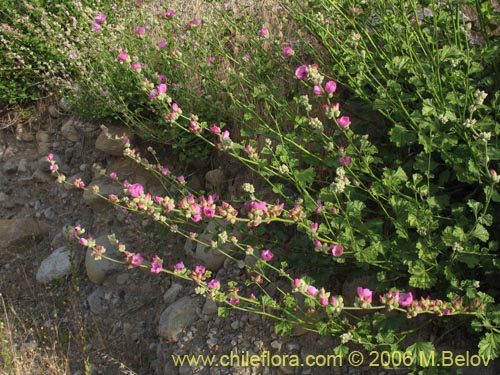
[271,339,282,351]
[43,207,56,220]
[35,246,71,284]
[206,337,218,347]
[230,321,240,330]
[163,283,183,305]
[87,288,106,314]
[116,273,129,285]
[202,299,218,315]
[285,342,301,351]
[17,158,28,173]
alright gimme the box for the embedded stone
[95,126,133,156]
[61,118,80,142]
[85,234,123,285]
[0,218,49,253]
[158,296,200,342]
[36,246,71,284]
[195,219,229,271]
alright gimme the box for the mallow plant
[39,0,500,370]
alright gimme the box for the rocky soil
[1,101,499,375]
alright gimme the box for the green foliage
[16,0,500,364]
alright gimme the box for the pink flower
[166,9,175,18]
[177,175,185,183]
[258,27,268,36]
[209,125,220,134]
[207,279,220,290]
[109,172,118,180]
[131,62,141,70]
[173,262,185,271]
[337,116,350,128]
[194,265,206,275]
[282,46,294,57]
[315,200,323,213]
[203,206,215,218]
[157,40,167,48]
[293,278,301,287]
[149,89,158,100]
[324,80,337,94]
[95,13,106,24]
[118,52,129,62]
[161,168,169,175]
[91,22,101,32]
[108,194,118,201]
[398,292,413,307]
[229,297,240,305]
[307,285,318,296]
[313,85,322,96]
[135,27,146,35]
[129,183,144,198]
[46,153,54,161]
[158,83,167,94]
[150,257,163,273]
[172,102,179,112]
[311,222,319,232]
[330,244,344,257]
[339,156,351,166]
[295,65,308,80]
[158,74,167,84]
[320,298,328,306]
[356,287,373,303]
[79,237,88,246]
[130,253,144,266]
[190,18,202,26]
[261,249,274,261]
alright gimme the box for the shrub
[32,0,500,369]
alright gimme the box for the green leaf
[333,344,349,357]
[421,99,436,116]
[218,306,229,317]
[293,167,315,189]
[408,261,436,288]
[389,124,416,147]
[478,332,500,360]
[406,342,435,367]
[275,320,293,336]
[467,200,483,217]
[470,224,489,242]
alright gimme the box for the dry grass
[0,294,70,375]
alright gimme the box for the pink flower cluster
[91,13,106,32]
[245,201,284,227]
[178,194,218,223]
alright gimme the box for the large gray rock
[87,288,106,314]
[82,177,123,212]
[195,219,230,271]
[36,246,71,284]
[205,168,225,196]
[163,283,183,305]
[61,118,80,142]
[0,218,49,253]
[85,234,123,285]
[95,126,133,156]
[158,296,200,342]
